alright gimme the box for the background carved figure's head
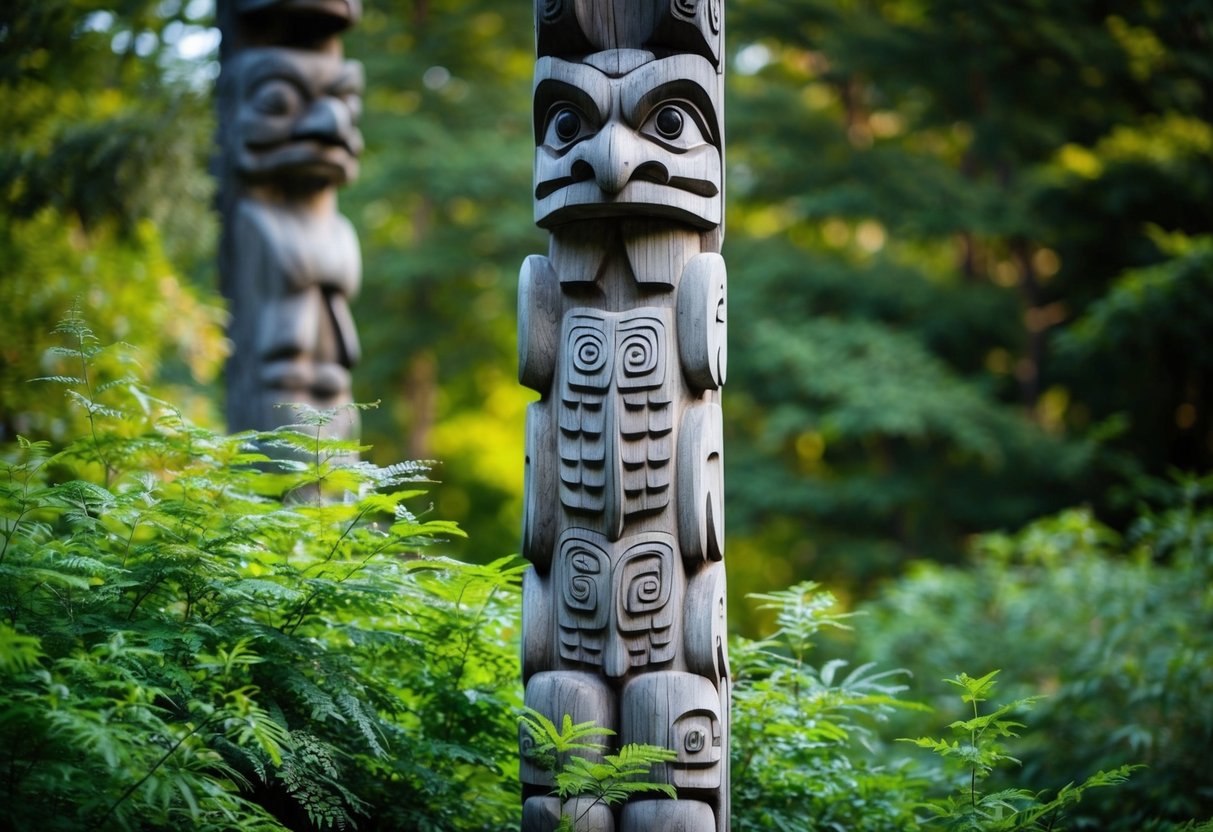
[231,47,364,189]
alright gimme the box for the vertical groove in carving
[523,2,727,828]
[217,0,364,441]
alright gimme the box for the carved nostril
[570,159,594,183]
[633,161,670,185]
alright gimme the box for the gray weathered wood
[217,1,363,440]
[520,1,729,828]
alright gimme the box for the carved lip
[240,142,358,185]
[535,164,718,202]
[535,180,720,230]
[247,135,360,156]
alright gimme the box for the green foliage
[902,671,1138,831]
[731,582,928,831]
[857,485,1213,829]
[343,0,542,558]
[518,710,675,831]
[0,321,524,831]
[0,0,226,442]
[721,0,1213,602]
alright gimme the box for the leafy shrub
[902,670,1137,830]
[0,315,524,831]
[730,582,928,830]
[856,487,1213,830]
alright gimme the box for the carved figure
[218,0,365,441]
[520,2,729,829]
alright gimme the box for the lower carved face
[556,530,678,678]
[231,47,364,186]
[621,671,724,790]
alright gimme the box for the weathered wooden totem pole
[518,1,729,829]
[217,0,364,440]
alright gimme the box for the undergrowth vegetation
[3,315,1212,830]
[0,313,522,831]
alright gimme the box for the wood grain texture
[521,3,728,828]
[522,567,554,683]
[622,671,723,791]
[676,253,727,391]
[519,255,562,393]
[523,797,616,832]
[523,402,559,569]
[676,402,724,563]
[521,671,618,788]
[620,799,717,831]
[684,561,728,680]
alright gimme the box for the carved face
[232,47,364,186]
[560,308,673,536]
[533,50,722,228]
[622,671,724,790]
[556,530,679,678]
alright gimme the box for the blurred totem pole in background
[216,0,364,440]
[518,1,729,829]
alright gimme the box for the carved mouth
[534,169,719,200]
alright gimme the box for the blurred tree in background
[0,0,228,437]
[5,1,1209,602]
[722,0,1213,616]
[341,1,542,556]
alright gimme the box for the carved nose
[580,122,645,195]
[293,98,349,145]
[603,636,629,679]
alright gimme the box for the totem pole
[518,1,729,830]
[217,0,364,441]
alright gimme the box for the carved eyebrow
[241,51,308,92]
[533,57,611,141]
[621,56,721,145]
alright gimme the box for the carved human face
[556,530,678,679]
[533,50,722,228]
[232,47,363,186]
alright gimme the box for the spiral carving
[616,316,665,390]
[562,545,607,614]
[616,536,675,626]
[672,0,698,18]
[540,0,564,23]
[565,314,610,391]
[684,729,706,753]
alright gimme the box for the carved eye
[673,712,721,765]
[655,106,683,139]
[250,78,301,117]
[684,729,705,753]
[545,105,590,148]
[555,108,581,141]
[641,102,709,151]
